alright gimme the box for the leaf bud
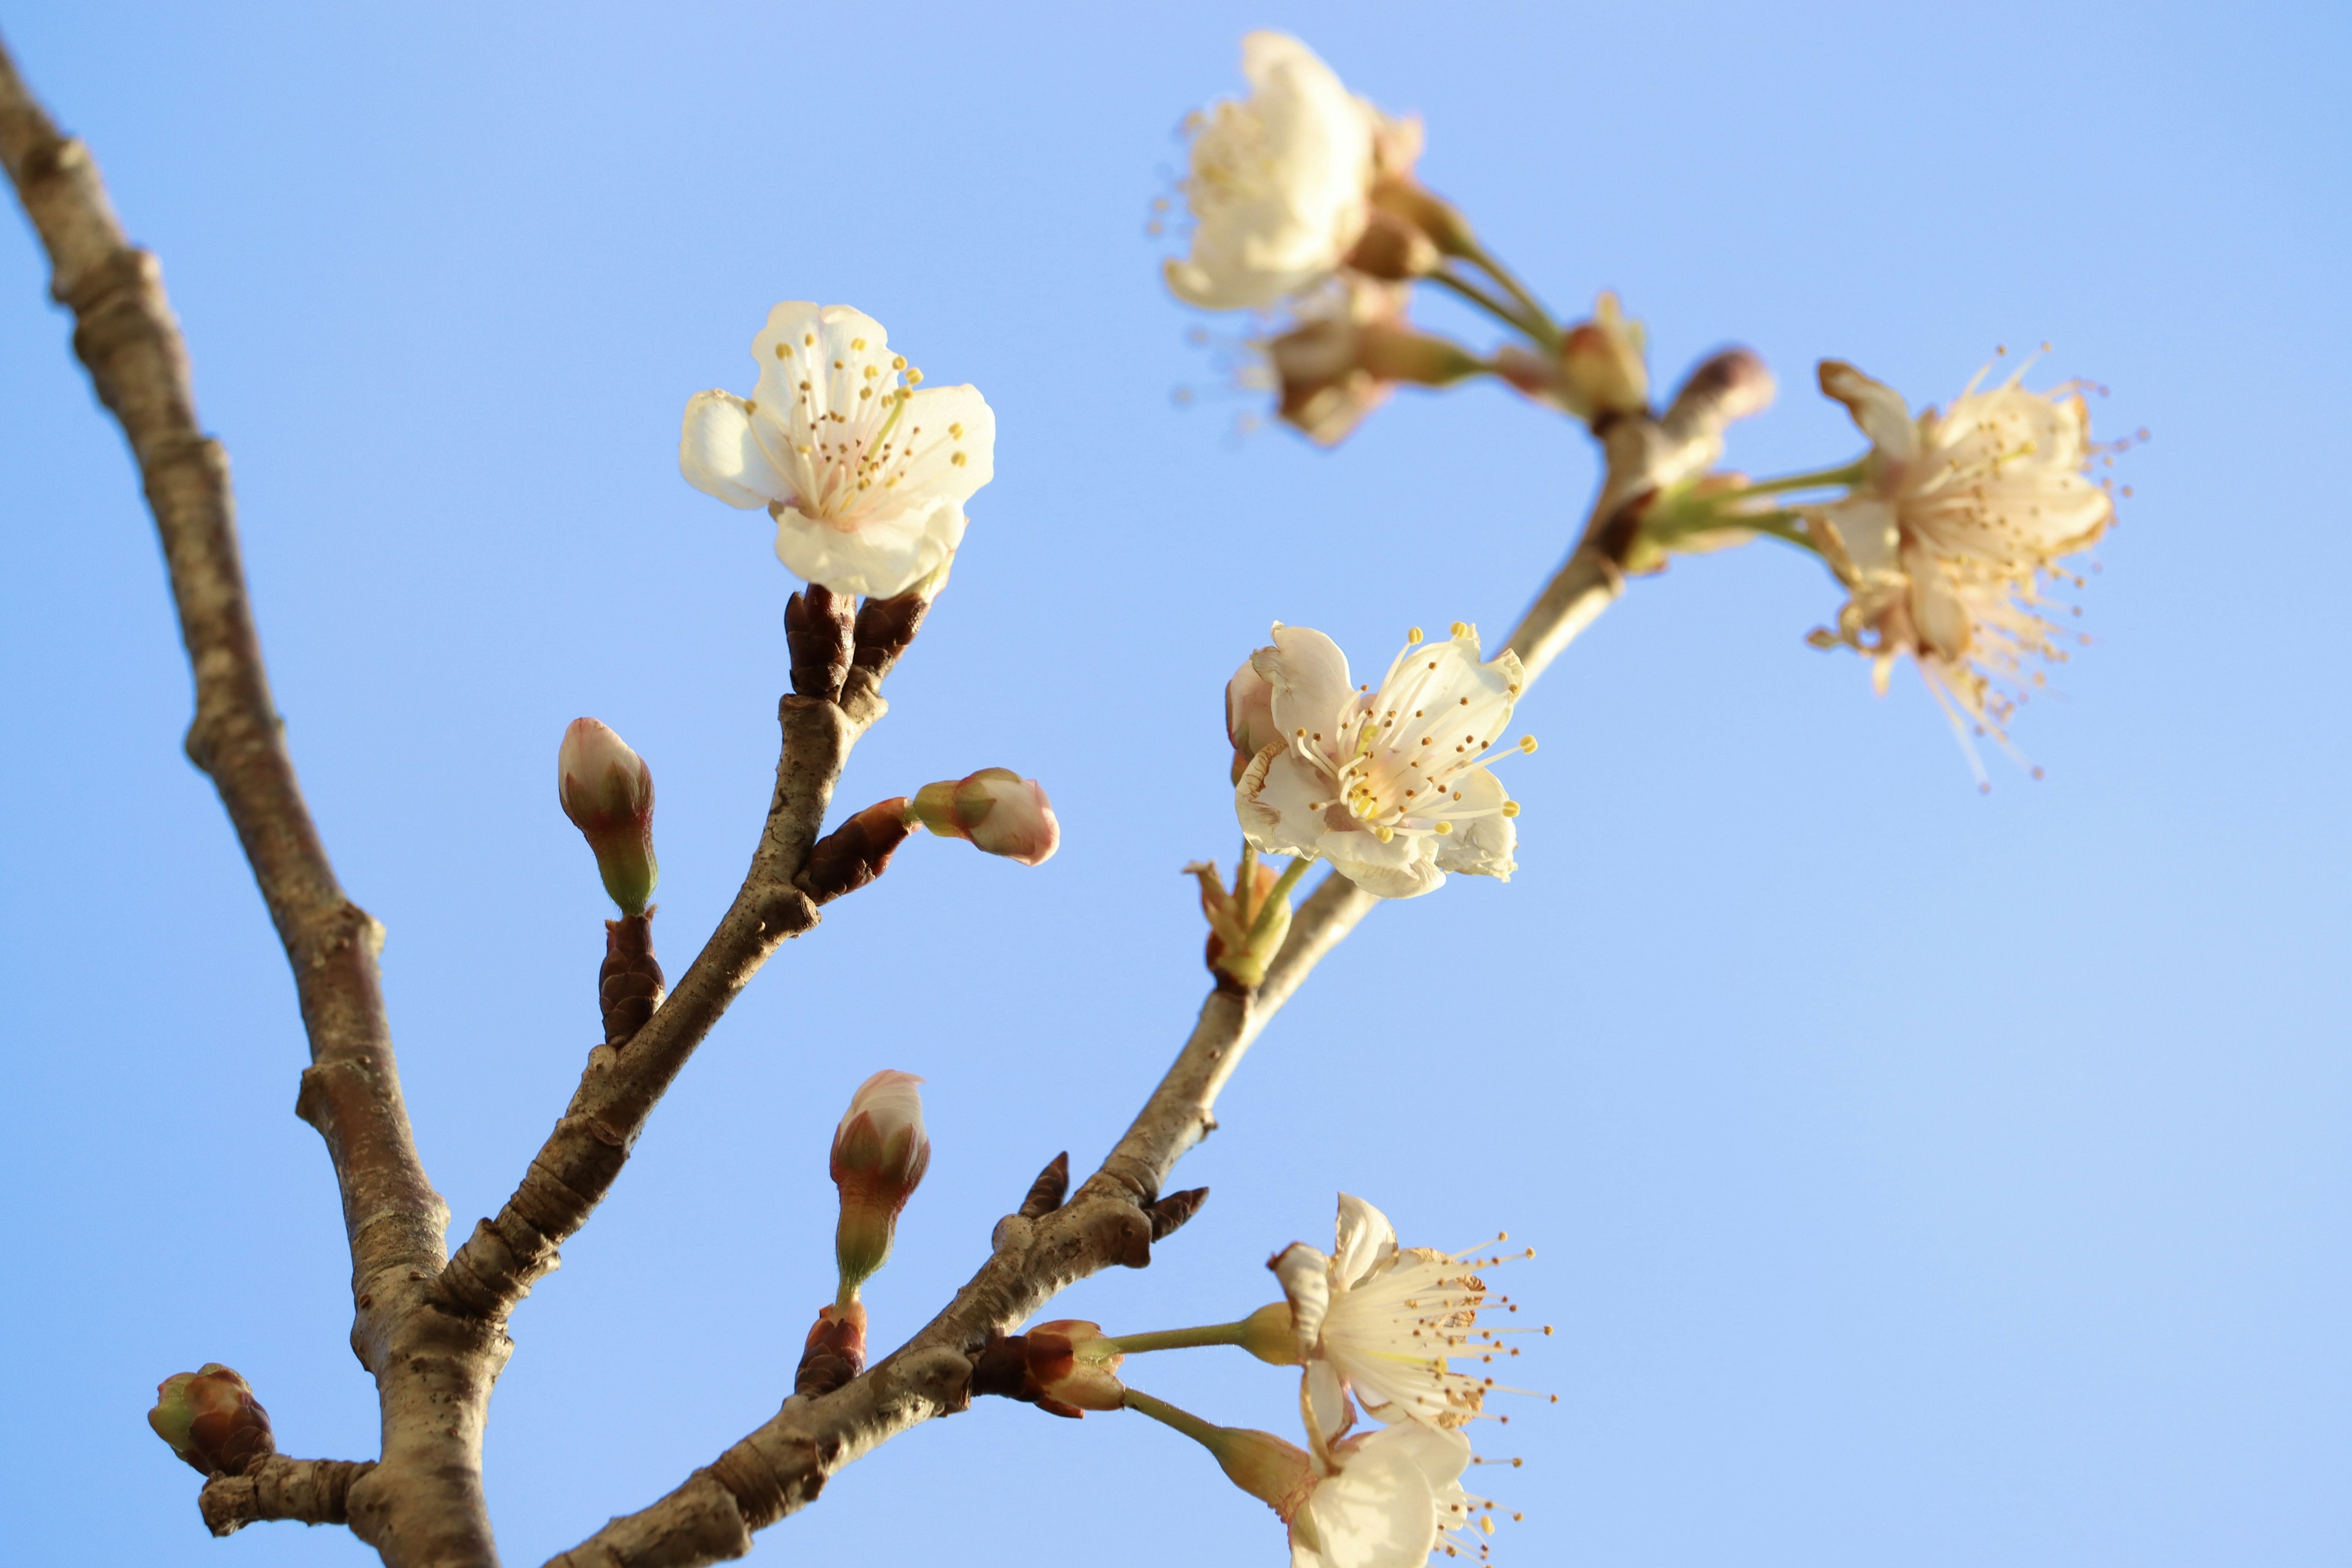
[148,1364,274,1477]
[908,769,1060,866]
[1185,858,1293,989]
[829,1070,931,1296]
[1558,290,1649,420]
[557,718,658,914]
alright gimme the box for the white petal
[1306,1360,1357,1451]
[679,391,787,509]
[1275,1243,1333,1355]
[772,495,963,600]
[1238,748,1332,859]
[1300,1428,1444,1568]
[1431,767,1515,880]
[1819,360,1920,461]
[1332,1194,1398,1288]
[885,383,996,504]
[1262,624,1356,763]
[1815,496,1901,576]
[1318,825,1443,900]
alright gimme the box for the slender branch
[200,1457,375,1537]
[537,330,1755,1568]
[0,36,500,1568]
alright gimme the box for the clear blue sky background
[2,2,2345,1564]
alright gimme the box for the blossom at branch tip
[1166,34,1415,311]
[1801,358,2116,778]
[1235,623,1527,899]
[908,769,1060,865]
[679,302,994,600]
[1273,1195,1509,1442]
[557,717,658,914]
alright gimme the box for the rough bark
[0,36,499,1568]
[202,1458,377,1537]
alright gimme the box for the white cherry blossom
[1274,1195,1513,1440]
[1235,623,1526,899]
[1166,34,1381,311]
[1803,358,2114,775]
[680,302,994,600]
[1290,1421,1485,1568]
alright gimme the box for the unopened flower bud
[794,1300,868,1398]
[1557,290,1649,420]
[908,769,1059,866]
[1226,651,1279,783]
[1343,209,1442,282]
[829,1070,930,1297]
[148,1364,274,1477]
[1186,858,1292,989]
[971,1319,1126,1417]
[557,718,658,914]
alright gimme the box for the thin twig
[0,36,496,1568]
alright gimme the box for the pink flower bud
[970,1319,1127,1417]
[829,1069,931,1293]
[557,718,658,914]
[908,769,1060,866]
[148,1364,275,1477]
[1225,650,1279,783]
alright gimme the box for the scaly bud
[1185,858,1293,989]
[794,1301,868,1398]
[1226,650,1279,783]
[908,769,1060,866]
[557,718,658,914]
[148,1364,274,1477]
[1557,290,1649,420]
[971,1319,1127,1417]
[829,1070,931,1299]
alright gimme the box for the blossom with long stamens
[1274,1194,1525,1439]
[1235,622,1528,899]
[1802,357,2115,777]
[679,302,995,600]
[1166,34,1392,311]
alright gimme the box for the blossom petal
[1238,747,1332,859]
[1275,1243,1333,1357]
[1431,767,1515,881]
[773,494,963,600]
[679,391,787,510]
[1332,1194,1398,1288]
[1261,624,1356,767]
[1306,1360,1357,1452]
[884,383,996,505]
[1301,1425,1446,1568]
[1317,826,1444,900]
[1814,496,1900,577]
[1819,360,1920,462]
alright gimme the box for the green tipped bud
[829,1070,930,1298]
[558,718,658,914]
[148,1364,274,1477]
[1185,859,1294,989]
[1557,290,1649,420]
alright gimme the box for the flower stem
[1245,856,1313,951]
[1121,1387,1225,1448]
[1461,242,1560,349]
[1725,458,1870,499]
[1234,840,1258,928]
[1425,267,1545,344]
[1101,1321,1253,1355]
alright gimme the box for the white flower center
[766,332,967,529]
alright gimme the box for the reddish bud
[148,1364,274,1477]
[908,769,1060,866]
[830,1070,931,1294]
[795,1301,869,1398]
[971,1319,1126,1417]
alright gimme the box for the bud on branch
[557,718,658,915]
[908,769,1060,866]
[830,1070,931,1302]
[148,1364,274,1477]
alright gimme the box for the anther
[1408,627,1424,644]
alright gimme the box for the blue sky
[1,2,2345,1564]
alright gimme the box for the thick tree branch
[542,343,1774,1568]
[0,36,497,1568]
[200,1457,375,1537]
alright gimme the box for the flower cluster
[1802,357,2115,777]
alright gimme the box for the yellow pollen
[1501,801,1520,818]
[774,344,788,360]
[851,337,867,350]
[892,355,907,369]
[864,365,879,379]
[804,333,815,346]
[1408,627,1424,644]
[833,360,844,369]
[1451,620,1470,636]
[1518,736,1538,754]
[1436,821,1453,835]
[908,369,924,385]
[950,423,965,437]
[951,451,967,466]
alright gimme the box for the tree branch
[200,1457,376,1537]
[0,34,502,1568]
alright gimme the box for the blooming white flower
[1235,623,1526,899]
[1804,358,2114,772]
[679,302,994,600]
[1166,34,1383,311]
[1290,1420,1484,1568]
[1273,1194,1505,1440]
